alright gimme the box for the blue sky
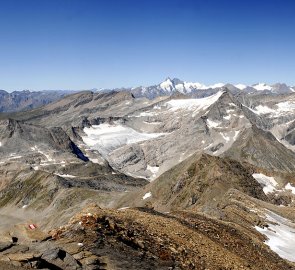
[0,0,294,91]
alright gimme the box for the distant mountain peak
[171,78,183,85]
[159,78,175,91]
[235,84,247,90]
[252,83,272,91]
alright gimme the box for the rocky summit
[1,83,295,269]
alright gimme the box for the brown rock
[8,252,42,262]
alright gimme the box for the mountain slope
[118,153,268,214]
[222,125,295,172]
[7,90,166,128]
[0,118,88,165]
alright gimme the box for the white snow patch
[183,82,206,90]
[142,192,152,200]
[89,158,103,165]
[252,101,295,117]
[160,78,174,91]
[207,119,220,128]
[143,121,160,125]
[276,101,295,112]
[175,84,186,93]
[255,211,295,262]
[8,155,23,160]
[147,165,159,180]
[204,143,213,150]
[253,83,272,91]
[153,105,161,110]
[208,83,225,89]
[118,207,130,211]
[223,115,231,120]
[180,81,224,91]
[233,131,240,141]
[235,84,247,90]
[221,132,230,142]
[31,145,54,162]
[166,91,224,115]
[56,174,77,178]
[82,124,166,156]
[226,109,235,113]
[134,111,157,117]
[252,173,278,194]
[147,165,159,174]
[253,105,275,115]
[285,183,295,194]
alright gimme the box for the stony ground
[1,204,293,269]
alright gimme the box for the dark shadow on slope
[70,141,89,161]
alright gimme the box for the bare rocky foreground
[0,204,294,270]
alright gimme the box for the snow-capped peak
[159,78,225,93]
[252,83,272,91]
[154,78,293,97]
[235,84,247,90]
[165,90,225,111]
[208,83,225,89]
[183,82,225,90]
[160,78,174,91]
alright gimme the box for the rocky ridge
[1,204,293,270]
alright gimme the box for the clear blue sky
[0,0,294,91]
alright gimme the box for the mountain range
[1,80,295,269]
[0,78,294,113]
[0,89,81,113]
[124,78,295,99]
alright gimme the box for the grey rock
[41,248,81,269]
[0,242,13,252]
